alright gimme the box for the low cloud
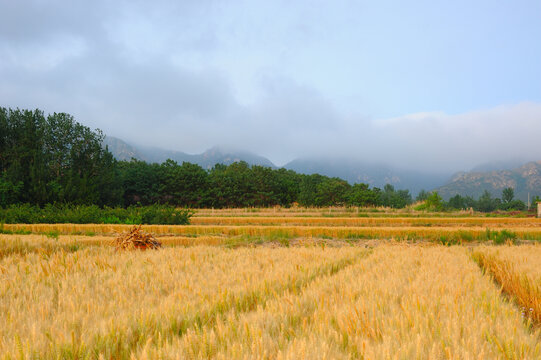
[368,102,541,171]
[1,1,540,173]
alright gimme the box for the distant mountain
[284,157,451,195]
[197,146,276,169]
[435,161,541,202]
[103,136,276,168]
[102,136,144,161]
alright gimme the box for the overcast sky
[1,0,540,172]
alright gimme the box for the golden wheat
[191,216,541,227]
[5,223,541,241]
[474,245,541,326]
[0,245,362,359]
[142,245,541,359]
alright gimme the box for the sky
[1,0,540,172]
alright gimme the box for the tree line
[0,107,534,212]
[0,107,409,209]
[415,188,528,212]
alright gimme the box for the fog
[1,0,540,173]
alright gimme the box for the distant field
[1,209,541,359]
[190,216,541,226]
[4,215,541,242]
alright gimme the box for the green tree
[476,190,500,212]
[381,184,412,208]
[314,178,350,206]
[416,191,444,211]
[416,189,429,202]
[160,160,210,207]
[448,194,466,210]
[502,187,514,204]
[346,183,381,207]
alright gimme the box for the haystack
[113,225,162,250]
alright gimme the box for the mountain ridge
[103,136,276,169]
[102,136,451,194]
[283,157,451,195]
[104,136,541,202]
[435,161,541,202]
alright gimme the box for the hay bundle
[113,225,162,250]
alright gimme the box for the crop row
[0,246,363,359]
[474,245,541,327]
[4,224,541,242]
[141,246,541,359]
[191,216,541,227]
[2,245,540,358]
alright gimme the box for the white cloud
[366,102,541,171]
[1,1,540,172]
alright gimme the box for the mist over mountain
[103,136,276,169]
[104,136,452,195]
[284,158,451,195]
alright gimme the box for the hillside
[285,158,450,195]
[104,137,452,193]
[103,136,276,168]
[436,161,541,202]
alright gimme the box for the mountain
[103,136,276,168]
[197,146,276,169]
[435,161,541,202]
[284,157,451,195]
[104,137,450,194]
[102,136,144,161]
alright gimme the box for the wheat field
[5,223,541,242]
[2,209,541,359]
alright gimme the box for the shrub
[483,228,518,245]
[0,204,193,225]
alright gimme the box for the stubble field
[1,208,541,359]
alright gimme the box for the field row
[474,246,541,326]
[192,207,479,217]
[4,223,541,242]
[190,216,541,227]
[1,244,541,359]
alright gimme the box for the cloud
[369,102,541,171]
[1,1,540,172]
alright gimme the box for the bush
[484,228,518,245]
[0,204,193,225]
[493,230,518,245]
[414,192,445,212]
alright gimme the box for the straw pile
[113,225,162,250]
